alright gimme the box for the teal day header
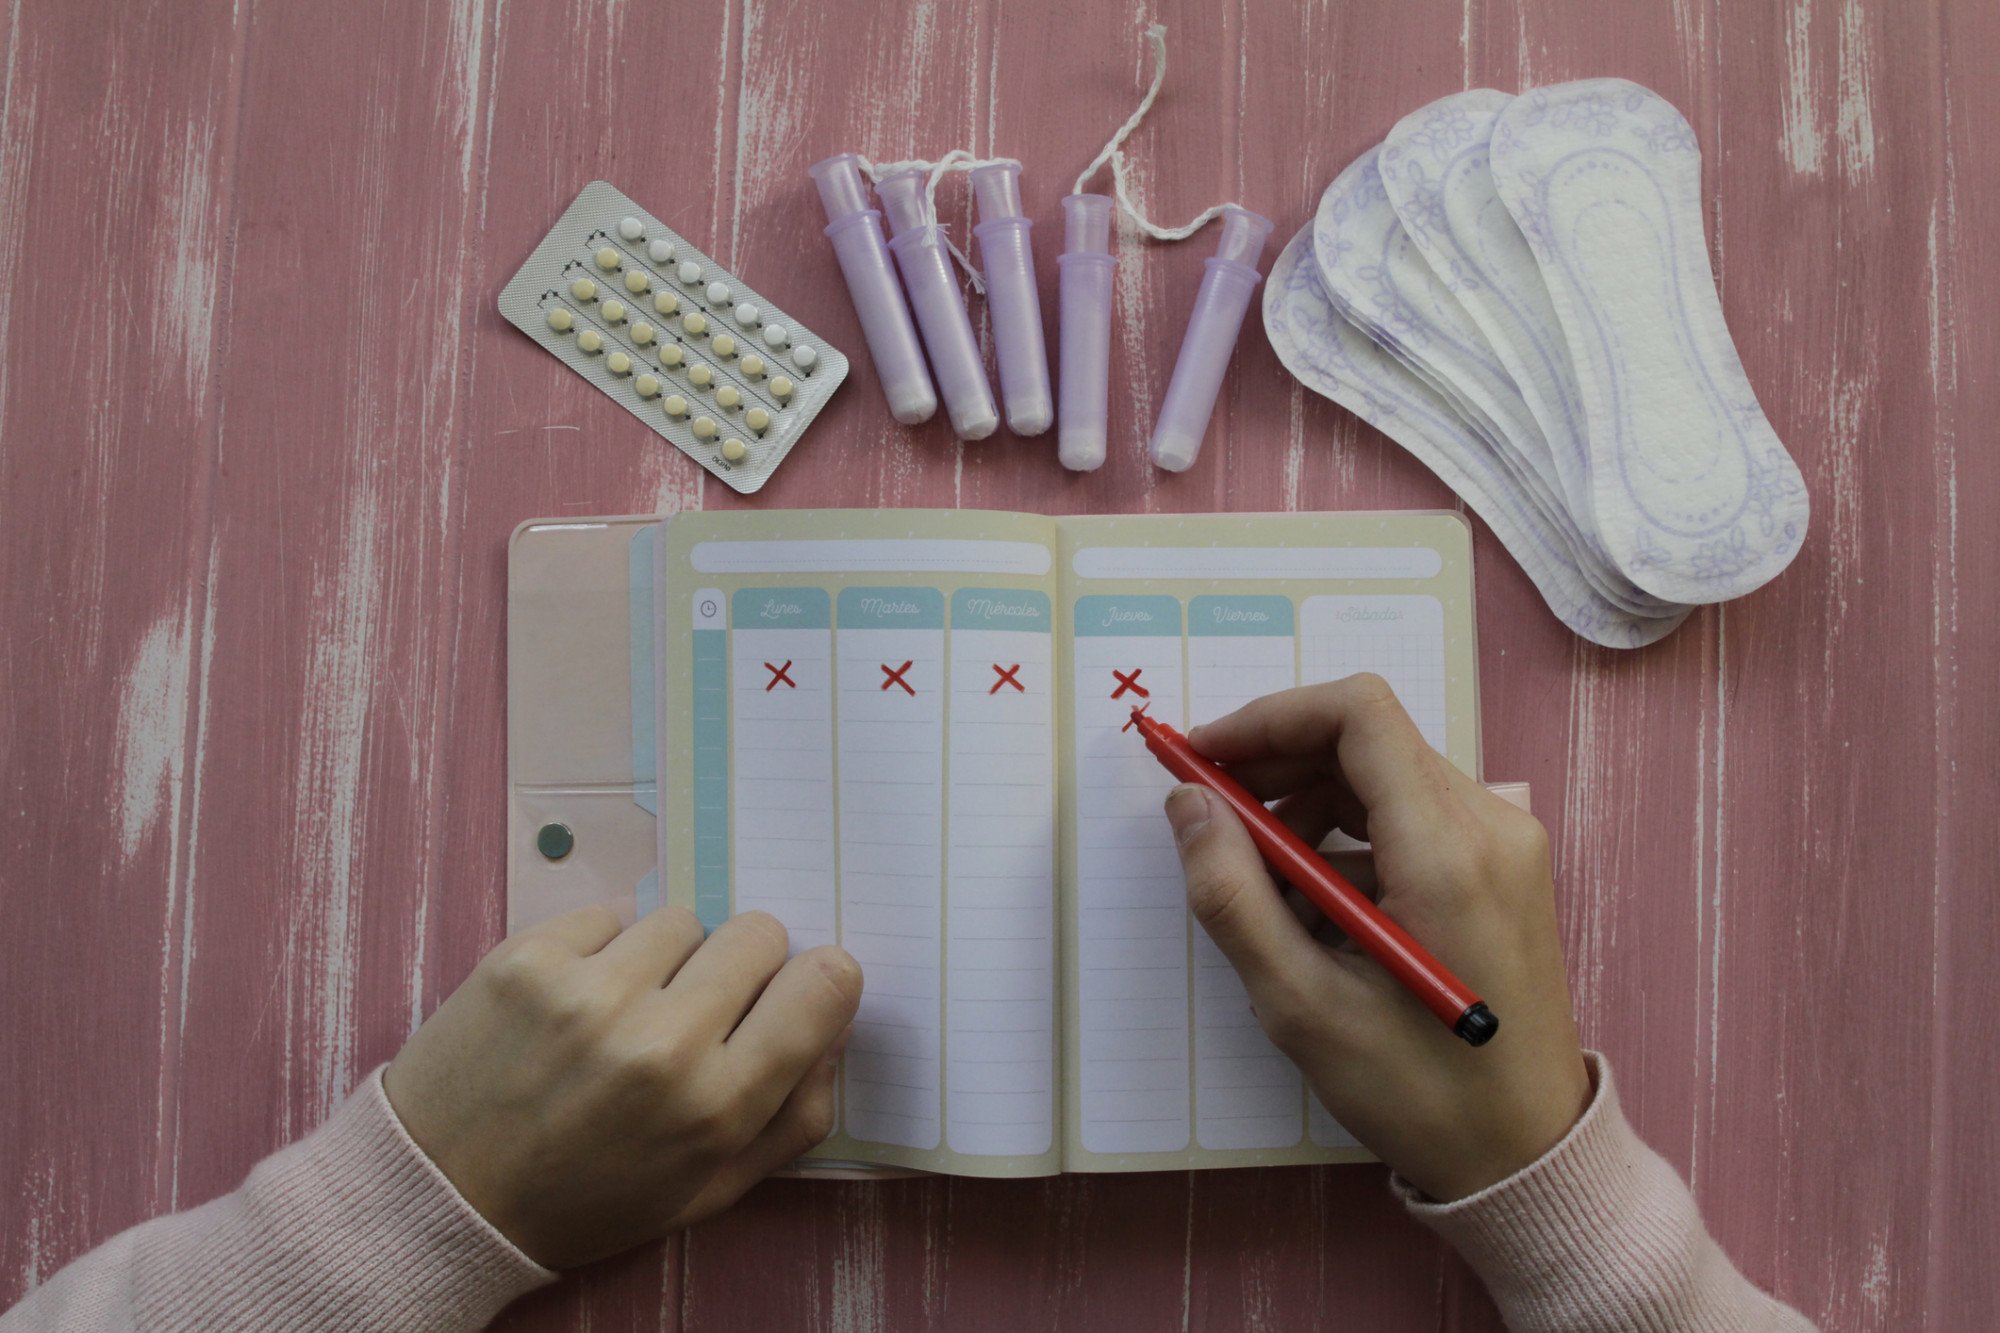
[1188,594,1295,636]
[951,587,1051,632]
[732,586,831,629]
[837,586,946,629]
[1073,595,1182,637]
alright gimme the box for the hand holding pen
[1154,675,1592,1203]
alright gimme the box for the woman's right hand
[1163,674,1591,1202]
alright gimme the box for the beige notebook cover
[509,508,1512,1179]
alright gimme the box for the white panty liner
[1269,78,1807,642]
[1264,227,1688,649]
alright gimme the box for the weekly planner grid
[649,509,1480,1178]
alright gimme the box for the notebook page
[834,587,947,1149]
[944,590,1058,1156]
[653,510,1064,1177]
[1068,596,1191,1155]
[1055,512,1479,1173]
[1185,596,1309,1150]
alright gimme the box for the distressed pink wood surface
[2,0,1995,1328]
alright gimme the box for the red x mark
[1121,700,1152,732]
[880,660,915,695]
[1110,667,1149,700]
[764,660,795,691]
[989,663,1023,694]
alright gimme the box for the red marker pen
[1130,707,1498,1046]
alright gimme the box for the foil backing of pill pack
[500,181,848,494]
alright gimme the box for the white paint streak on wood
[0,0,27,445]
[1782,0,1825,176]
[158,115,221,403]
[116,608,191,863]
[831,1184,885,1332]
[1558,661,1609,1027]
[1836,0,1876,176]
[168,541,220,1208]
[294,484,384,1118]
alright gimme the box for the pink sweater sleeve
[1,1067,554,1332]
[1394,1052,1816,1331]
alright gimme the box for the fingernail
[1164,784,1212,844]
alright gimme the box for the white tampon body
[808,154,939,426]
[1056,194,1116,471]
[970,162,1054,436]
[1148,206,1274,472]
[875,167,1000,440]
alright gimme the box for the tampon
[970,162,1054,436]
[1056,194,1116,471]
[807,153,938,425]
[1148,206,1273,472]
[875,168,1000,440]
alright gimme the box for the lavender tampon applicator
[876,167,999,440]
[1056,193,1116,471]
[1147,206,1273,472]
[807,153,938,425]
[970,162,1053,436]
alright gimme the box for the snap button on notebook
[536,822,575,861]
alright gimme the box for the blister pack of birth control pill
[500,181,849,494]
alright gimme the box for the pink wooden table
[4,0,1995,1327]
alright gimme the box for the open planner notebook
[507,509,1484,1177]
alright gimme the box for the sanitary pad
[1490,80,1807,603]
[1265,228,1687,649]
[1266,79,1807,643]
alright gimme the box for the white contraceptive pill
[500,180,848,494]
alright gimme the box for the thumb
[1165,785,1351,1034]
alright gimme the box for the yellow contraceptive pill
[657,343,685,367]
[624,269,650,294]
[691,415,718,439]
[652,290,679,316]
[681,311,707,337]
[545,307,573,332]
[601,299,626,323]
[577,329,603,353]
[739,353,765,378]
[687,363,713,388]
[720,437,748,463]
[711,334,737,359]
[715,385,742,409]
[630,321,655,344]
[569,277,597,302]
[769,375,793,399]
[606,350,632,375]
[662,393,689,417]
[634,373,661,397]
[595,245,620,270]
[745,406,771,432]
